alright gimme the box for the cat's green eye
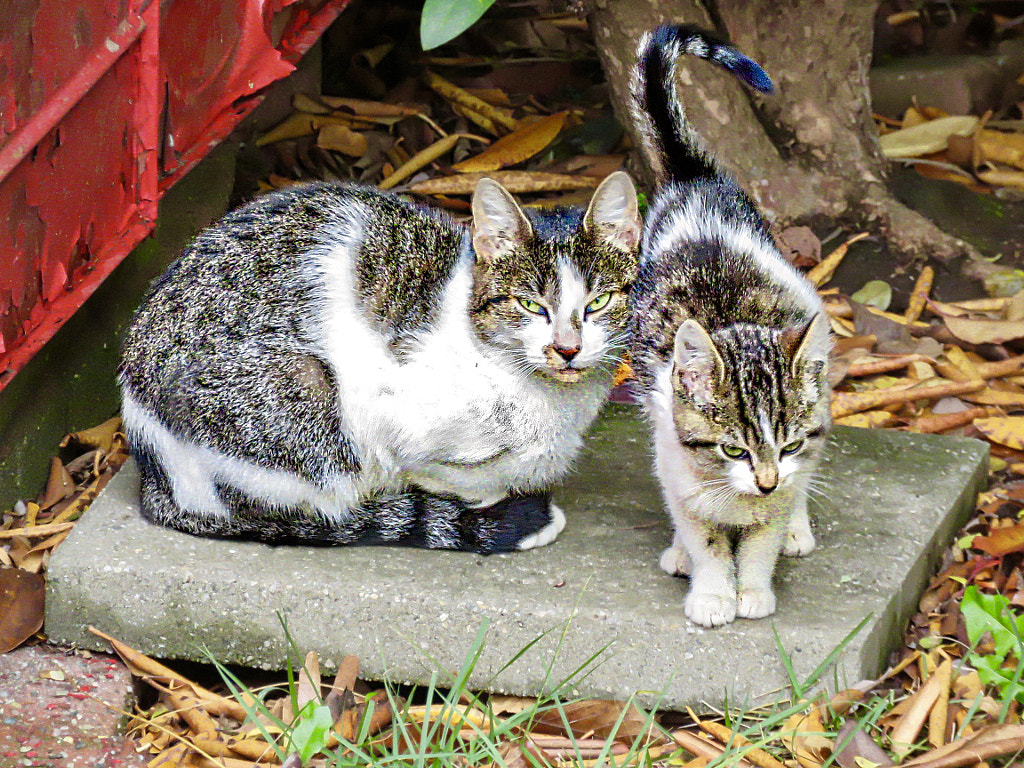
[516,297,547,316]
[721,444,748,460]
[584,291,613,316]
[781,439,805,455]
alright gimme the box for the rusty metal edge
[0,0,350,394]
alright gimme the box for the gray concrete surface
[46,408,988,710]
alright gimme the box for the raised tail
[631,24,774,185]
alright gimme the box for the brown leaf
[453,112,567,173]
[973,523,1024,556]
[0,569,45,653]
[834,719,893,768]
[410,171,599,196]
[39,457,74,510]
[60,416,123,454]
[850,303,917,355]
[297,650,321,711]
[317,124,368,157]
[775,226,822,269]
[531,699,650,745]
[943,315,1024,345]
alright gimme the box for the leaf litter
[3,3,1024,766]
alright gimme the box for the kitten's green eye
[781,439,805,455]
[516,297,547,316]
[584,291,613,316]
[721,444,748,460]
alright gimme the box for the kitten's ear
[471,178,534,264]
[673,318,725,401]
[583,171,642,253]
[783,314,832,376]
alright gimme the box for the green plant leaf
[962,586,1023,658]
[850,280,892,311]
[420,0,496,50]
[289,703,334,762]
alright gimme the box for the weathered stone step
[46,406,988,710]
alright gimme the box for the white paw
[685,590,737,627]
[736,588,776,619]
[517,504,566,551]
[659,546,692,576]
[783,526,816,557]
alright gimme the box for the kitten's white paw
[736,588,776,619]
[783,526,816,557]
[659,546,692,576]
[517,504,566,550]
[685,590,737,627]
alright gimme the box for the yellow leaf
[834,411,894,428]
[453,112,568,173]
[317,124,368,157]
[973,416,1024,450]
[944,315,1024,344]
[879,116,979,158]
[410,171,599,196]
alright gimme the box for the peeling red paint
[0,0,351,391]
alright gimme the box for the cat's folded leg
[734,517,788,619]
[666,514,736,627]
[782,493,816,557]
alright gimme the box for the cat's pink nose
[554,345,580,362]
[756,481,777,495]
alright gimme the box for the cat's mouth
[546,366,583,384]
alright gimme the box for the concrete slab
[46,407,988,710]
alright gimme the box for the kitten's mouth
[546,366,583,384]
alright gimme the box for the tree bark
[587,0,979,263]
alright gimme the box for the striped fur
[628,25,832,626]
[120,175,640,554]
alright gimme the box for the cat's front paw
[783,526,816,557]
[517,503,566,550]
[685,590,736,627]
[659,545,692,576]
[736,588,776,619]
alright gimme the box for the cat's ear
[783,314,832,402]
[673,318,725,401]
[782,314,831,376]
[583,171,641,254]
[471,178,534,264]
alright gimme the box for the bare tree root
[858,186,982,265]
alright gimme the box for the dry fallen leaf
[973,416,1024,451]
[0,568,45,653]
[453,111,568,173]
[410,170,599,195]
[879,116,979,158]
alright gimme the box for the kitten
[628,25,832,626]
[119,174,641,554]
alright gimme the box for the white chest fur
[311,235,612,506]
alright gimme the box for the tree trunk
[587,0,979,263]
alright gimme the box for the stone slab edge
[46,414,989,711]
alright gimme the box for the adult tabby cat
[629,25,832,626]
[120,173,640,554]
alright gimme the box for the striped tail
[631,24,774,185]
[134,444,553,554]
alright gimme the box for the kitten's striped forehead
[714,326,792,445]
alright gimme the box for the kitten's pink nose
[554,345,581,362]
[756,480,777,495]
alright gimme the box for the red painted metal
[0,0,350,391]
